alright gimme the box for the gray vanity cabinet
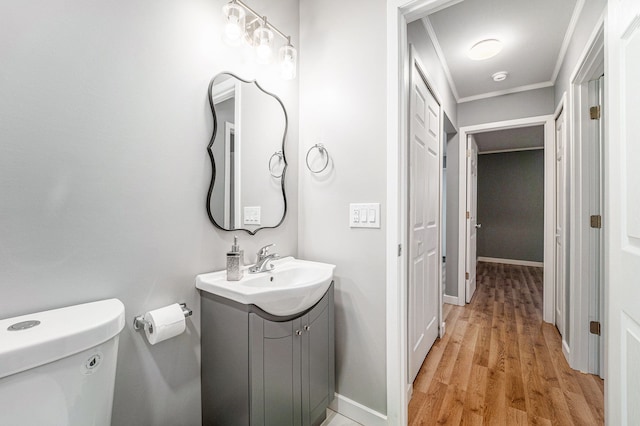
[200,284,334,426]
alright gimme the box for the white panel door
[606,2,640,424]
[465,136,478,303]
[408,61,440,383]
[555,108,566,337]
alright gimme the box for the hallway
[408,262,604,425]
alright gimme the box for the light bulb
[253,19,274,64]
[222,2,246,45]
[279,43,297,80]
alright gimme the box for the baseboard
[477,257,544,268]
[443,294,459,305]
[329,393,387,426]
[562,339,571,363]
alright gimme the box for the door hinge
[466,211,470,219]
[590,215,602,229]
[590,105,601,120]
[590,321,601,336]
[467,149,471,158]
[398,244,402,257]
[465,272,469,280]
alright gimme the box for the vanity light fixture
[279,37,297,80]
[253,17,274,64]
[492,71,508,82]
[468,39,503,61]
[222,0,297,79]
[222,1,246,45]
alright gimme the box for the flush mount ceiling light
[492,71,508,82]
[222,0,297,79]
[468,39,503,61]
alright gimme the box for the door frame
[386,2,556,422]
[386,2,460,422]
[456,117,555,317]
[567,15,605,374]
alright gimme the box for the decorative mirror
[206,72,288,235]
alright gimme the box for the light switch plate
[243,206,261,225]
[349,203,381,228]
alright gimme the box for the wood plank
[436,384,466,425]
[460,410,483,426]
[506,407,528,425]
[576,373,605,424]
[408,262,604,425]
[464,363,488,416]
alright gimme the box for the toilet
[0,299,125,426]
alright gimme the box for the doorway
[457,117,555,316]
[385,1,590,423]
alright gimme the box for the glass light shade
[467,39,503,61]
[222,2,246,45]
[253,24,274,64]
[279,44,297,80]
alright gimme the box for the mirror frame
[206,72,288,235]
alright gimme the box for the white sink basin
[196,257,335,316]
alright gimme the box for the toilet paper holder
[133,303,193,333]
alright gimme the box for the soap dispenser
[226,236,244,281]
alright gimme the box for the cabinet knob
[303,325,310,331]
[295,330,302,336]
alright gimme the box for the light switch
[243,206,261,225]
[349,203,381,228]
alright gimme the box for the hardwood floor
[408,262,604,425]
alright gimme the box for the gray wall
[457,87,555,127]
[477,150,545,262]
[407,19,458,127]
[554,0,607,105]
[299,0,388,415]
[0,1,299,425]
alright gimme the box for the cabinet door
[301,287,334,426]
[250,314,302,426]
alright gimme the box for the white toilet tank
[0,299,125,426]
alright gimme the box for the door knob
[295,330,302,336]
[475,223,482,229]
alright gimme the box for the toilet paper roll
[144,303,186,345]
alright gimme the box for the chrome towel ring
[305,143,330,174]
[269,151,284,178]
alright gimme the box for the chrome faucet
[249,244,279,273]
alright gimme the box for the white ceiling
[424,0,581,102]
[473,126,544,153]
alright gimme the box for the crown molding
[457,80,554,103]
